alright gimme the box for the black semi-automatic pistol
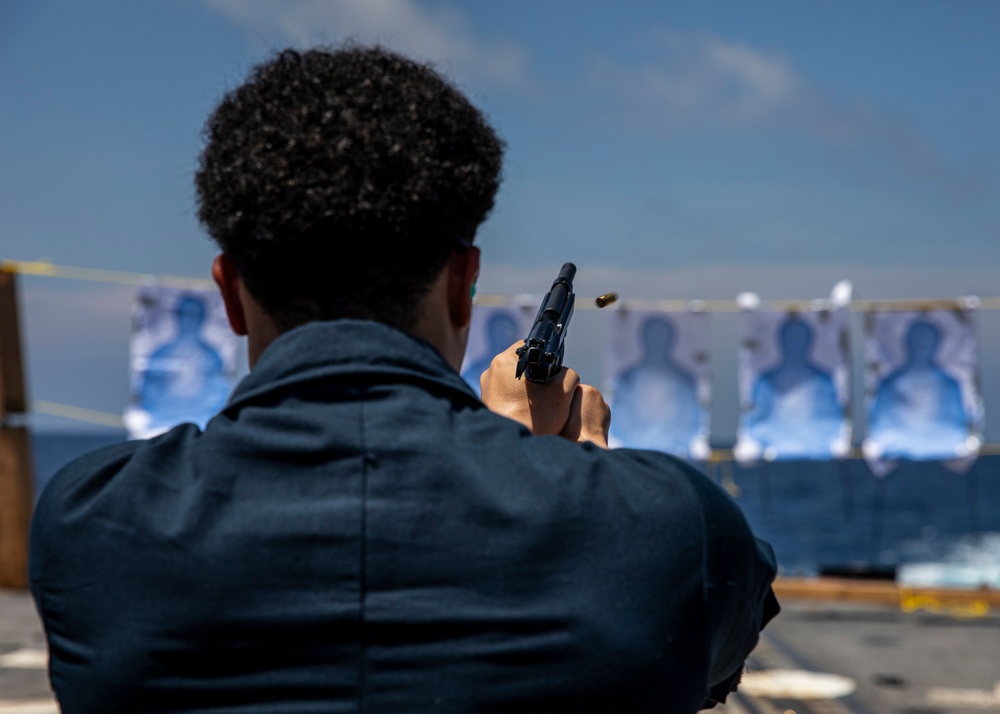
[515,262,577,383]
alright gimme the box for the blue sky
[2,0,999,438]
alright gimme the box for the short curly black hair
[195,45,504,331]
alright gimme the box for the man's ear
[212,253,248,336]
[447,246,480,330]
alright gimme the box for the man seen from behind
[29,45,779,713]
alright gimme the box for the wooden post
[0,270,28,415]
[0,427,32,588]
[0,268,33,589]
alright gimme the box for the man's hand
[479,342,610,448]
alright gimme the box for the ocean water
[29,431,1000,584]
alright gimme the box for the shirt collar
[224,319,479,413]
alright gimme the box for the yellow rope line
[8,259,1000,439]
[32,400,124,429]
[1,259,213,290]
[6,259,1000,311]
[484,296,1000,312]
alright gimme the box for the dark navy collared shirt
[31,320,778,713]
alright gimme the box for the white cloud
[587,29,978,192]
[204,0,531,91]
[587,30,803,133]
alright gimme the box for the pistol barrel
[515,262,577,382]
